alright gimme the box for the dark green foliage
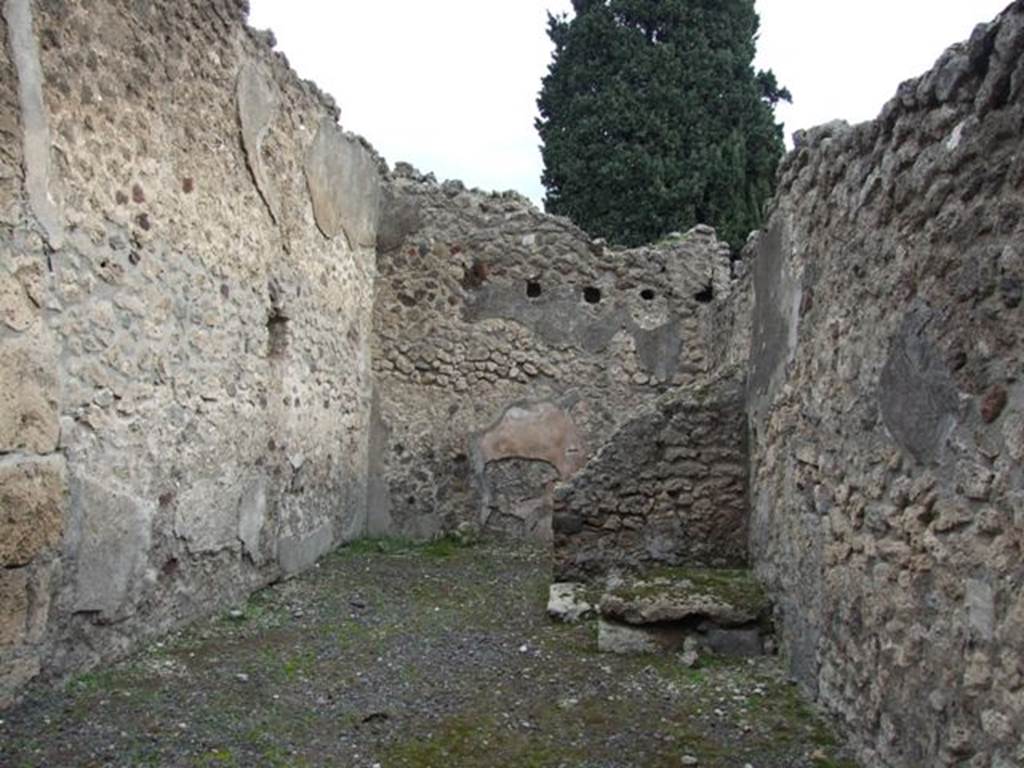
[537,0,790,249]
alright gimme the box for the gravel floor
[0,539,857,768]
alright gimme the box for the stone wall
[1,0,381,705]
[370,166,737,541]
[552,373,749,582]
[748,4,1024,766]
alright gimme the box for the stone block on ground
[599,568,771,626]
[547,582,595,623]
[598,617,686,654]
[596,568,773,657]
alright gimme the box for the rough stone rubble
[749,3,1024,765]
[1,0,379,706]
[1,1,1023,767]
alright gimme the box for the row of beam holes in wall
[525,281,713,304]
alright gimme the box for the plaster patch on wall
[70,478,153,619]
[237,477,267,563]
[237,61,282,224]
[473,400,586,536]
[278,522,334,575]
[879,307,959,464]
[464,283,686,380]
[475,400,585,479]
[305,118,382,248]
[748,218,800,424]
[4,0,63,247]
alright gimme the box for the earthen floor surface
[0,540,856,768]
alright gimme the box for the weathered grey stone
[0,653,39,708]
[547,582,594,623]
[237,61,281,224]
[371,173,741,542]
[0,456,66,567]
[237,477,266,563]
[1002,411,1024,462]
[174,480,239,555]
[4,0,63,247]
[701,627,764,657]
[278,523,334,575]
[597,618,664,654]
[71,478,153,617]
[376,186,422,254]
[365,390,394,537]
[747,5,1024,765]
[747,218,800,424]
[0,568,28,647]
[967,579,995,642]
[0,270,36,331]
[598,569,769,630]
[305,118,382,247]
[552,512,583,536]
[595,571,772,657]
[0,330,58,454]
[879,308,959,464]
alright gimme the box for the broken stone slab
[598,617,769,657]
[598,617,684,654]
[278,522,334,575]
[702,627,766,657]
[71,477,153,618]
[547,582,595,623]
[599,568,771,627]
[596,568,773,657]
[174,479,241,555]
[237,477,267,564]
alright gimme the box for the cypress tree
[536,0,790,249]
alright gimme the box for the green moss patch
[609,566,771,617]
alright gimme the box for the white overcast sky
[248,0,1010,205]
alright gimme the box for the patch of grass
[664,722,732,764]
[213,591,288,634]
[194,748,238,767]
[241,724,312,768]
[125,742,168,768]
[280,650,316,682]
[253,645,319,684]
[381,711,584,767]
[337,534,470,560]
[639,649,742,687]
[418,535,465,559]
[67,667,120,695]
[339,536,417,556]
